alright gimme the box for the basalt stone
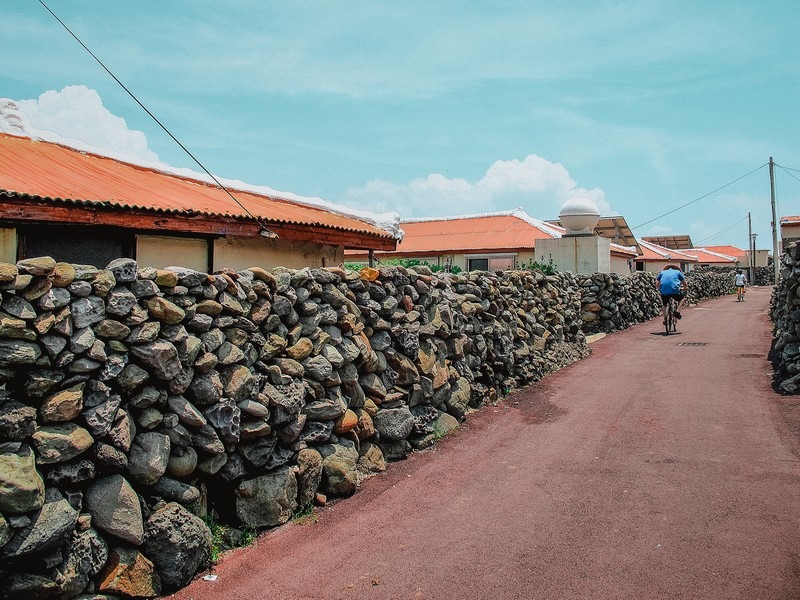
[0,339,42,366]
[302,355,333,381]
[128,432,170,485]
[318,439,359,497]
[106,409,135,453]
[46,459,96,487]
[130,340,182,380]
[166,446,197,478]
[106,258,138,283]
[52,527,109,598]
[145,296,186,324]
[373,406,414,442]
[304,396,347,421]
[204,399,241,443]
[221,364,257,402]
[191,424,225,455]
[38,287,71,311]
[142,502,211,591]
[0,401,37,441]
[234,467,297,528]
[125,321,161,344]
[71,296,106,329]
[31,422,94,464]
[0,444,45,514]
[167,396,206,427]
[40,383,84,423]
[299,419,334,444]
[238,435,278,468]
[68,280,93,297]
[131,278,160,298]
[1,494,78,558]
[97,546,161,597]
[117,363,150,393]
[16,256,56,277]
[86,474,144,545]
[83,394,121,437]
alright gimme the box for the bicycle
[664,296,678,335]
[736,285,745,302]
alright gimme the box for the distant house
[0,132,398,271]
[635,239,699,273]
[700,244,769,268]
[346,208,639,274]
[682,247,738,268]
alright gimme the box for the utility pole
[747,211,753,284]
[770,157,780,283]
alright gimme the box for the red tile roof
[781,216,800,225]
[0,133,393,241]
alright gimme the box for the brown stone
[333,409,359,434]
[52,262,76,287]
[0,262,18,283]
[145,296,186,324]
[40,384,84,422]
[98,547,161,597]
[155,270,179,287]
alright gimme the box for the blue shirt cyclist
[656,264,687,321]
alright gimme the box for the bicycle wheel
[665,302,672,335]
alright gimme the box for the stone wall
[0,257,739,598]
[771,244,800,392]
[579,270,733,333]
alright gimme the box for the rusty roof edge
[0,189,394,239]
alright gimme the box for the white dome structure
[559,197,600,236]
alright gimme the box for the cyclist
[734,269,748,301]
[656,264,688,324]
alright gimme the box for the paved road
[171,286,800,600]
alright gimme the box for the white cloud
[14,86,158,162]
[342,154,611,220]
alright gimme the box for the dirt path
[170,286,800,600]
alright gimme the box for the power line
[36,0,277,237]
[694,215,749,245]
[632,163,768,230]
[777,164,800,185]
[776,163,800,173]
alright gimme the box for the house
[681,247,738,268]
[345,208,639,274]
[635,239,699,272]
[0,131,399,271]
[781,216,800,248]
[701,244,769,268]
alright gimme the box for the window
[467,258,489,271]
[465,253,516,272]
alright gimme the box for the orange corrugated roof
[683,248,738,263]
[0,133,391,239]
[395,214,556,254]
[781,216,800,225]
[703,245,746,258]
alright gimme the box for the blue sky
[3,1,800,251]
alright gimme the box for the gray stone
[0,444,45,514]
[128,432,170,485]
[106,258,138,283]
[38,287,71,311]
[86,474,144,545]
[71,296,106,329]
[166,446,198,478]
[130,340,182,380]
[302,355,334,381]
[319,439,359,497]
[1,494,78,558]
[238,435,278,468]
[44,459,96,487]
[83,394,121,437]
[191,424,225,455]
[0,401,37,441]
[221,364,257,402]
[2,295,37,319]
[167,395,207,427]
[304,396,347,421]
[142,502,211,591]
[106,408,136,453]
[373,406,414,441]
[0,339,42,366]
[295,447,323,507]
[204,399,241,443]
[70,327,97,354]
[151,477,200,505]
[53,528,109,598]
[117,363,150,393]
[234,467,297,528]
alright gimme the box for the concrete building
[634,239,699,273]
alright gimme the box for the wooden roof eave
[0,192,397,251]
